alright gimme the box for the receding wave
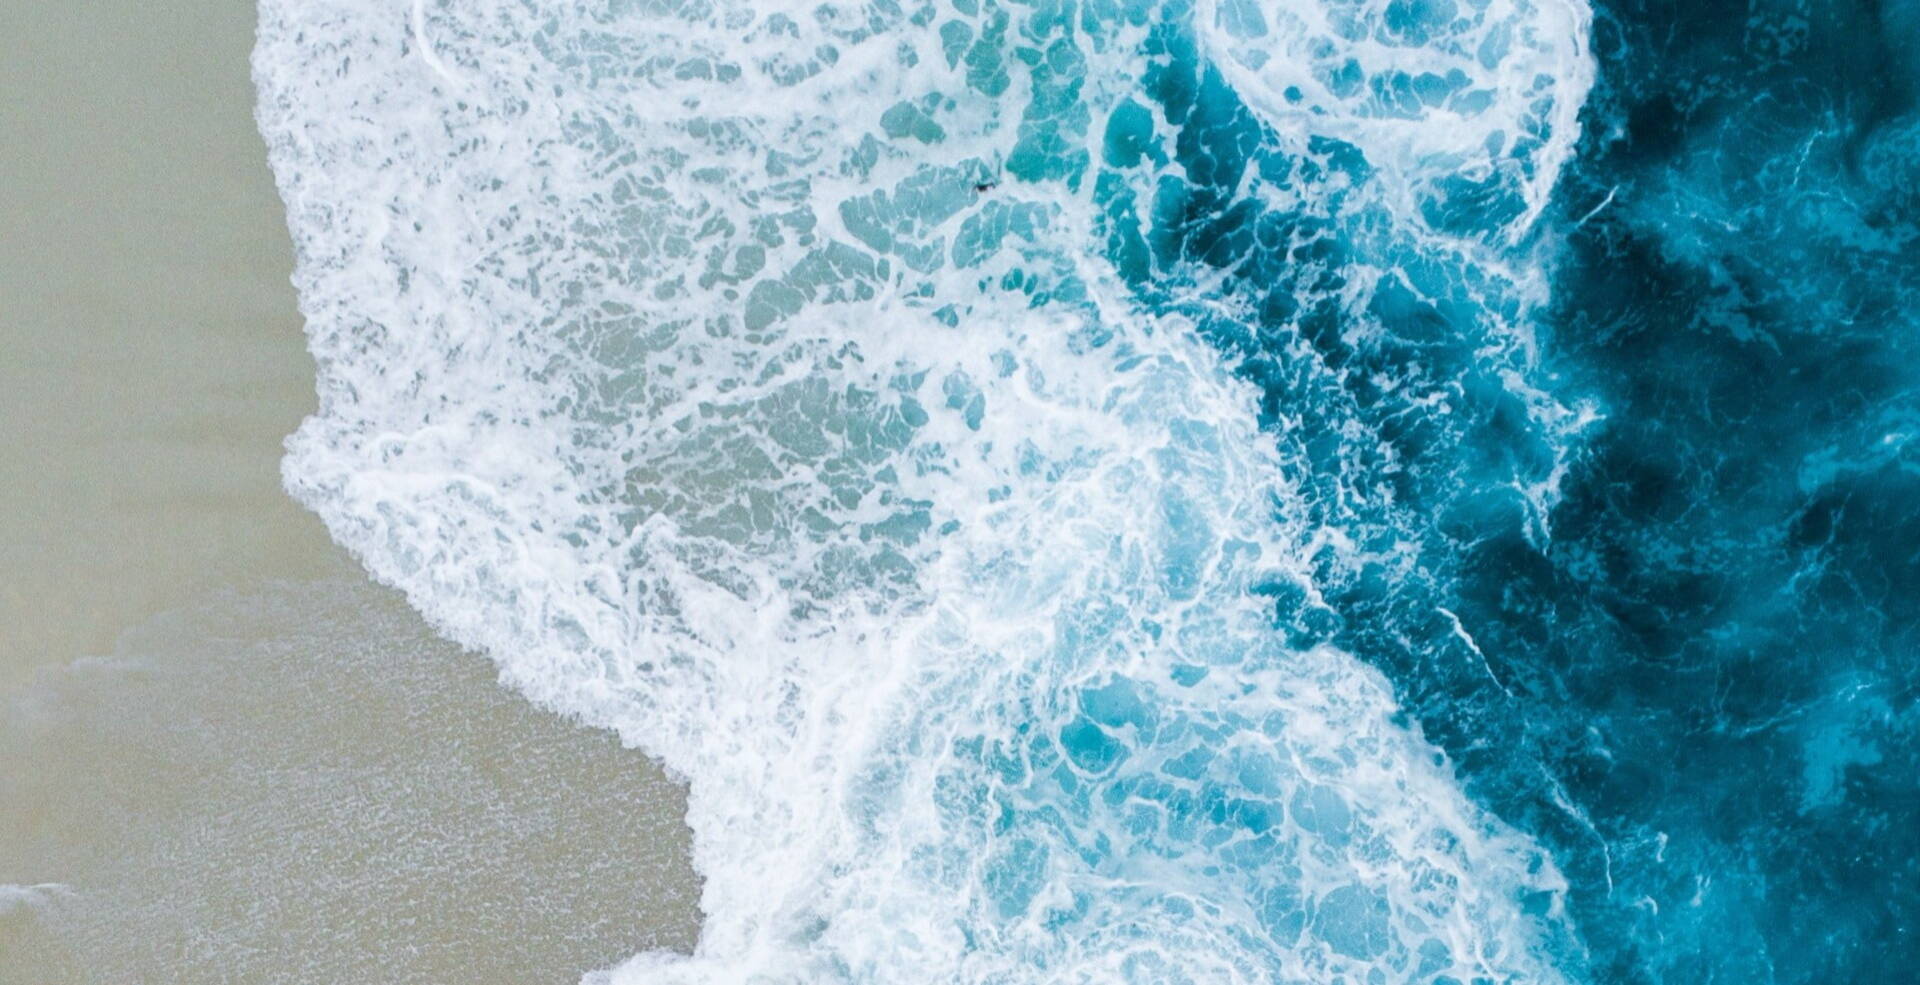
[254,0,1593,981]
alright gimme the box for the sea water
[251,0,1919,982]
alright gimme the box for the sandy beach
[0,0,698,979]
[0,0,333,690]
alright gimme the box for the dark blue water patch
[1295,0,1920,982]
[1098,1,1920,982]
[1485,1,1920,979]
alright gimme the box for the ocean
[248,0,1919,982]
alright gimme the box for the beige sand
[0,0,701,979]
[0,0,331,690]
[1,577,700,983]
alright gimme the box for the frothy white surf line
[254,1,1592,981]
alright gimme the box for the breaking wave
[254,0,1595,980]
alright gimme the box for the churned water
[251,0,1918,982]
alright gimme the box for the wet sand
[0,0,700,979]
[1,578,700,983]
[0,0,330,689]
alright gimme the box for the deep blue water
[1110,1,1920,981]
[1498,3,1920,978]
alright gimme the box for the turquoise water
[254,0,1916,981]
[1387,2,1920,979]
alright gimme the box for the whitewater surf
[256,0,1597,981]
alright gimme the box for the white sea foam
[0,884,73,917]
[254,0,1591,981]
[1199,0,1593,235]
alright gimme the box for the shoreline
[0,1,702,979]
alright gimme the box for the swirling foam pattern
[1198,0,1590,233]
[255,0,1594,981]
